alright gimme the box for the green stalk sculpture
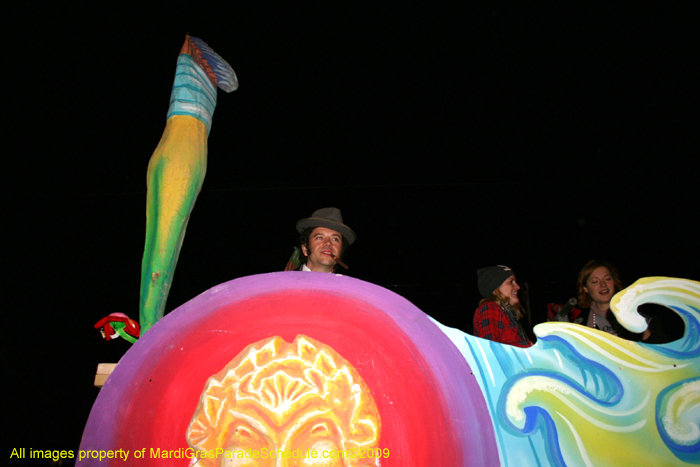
[139,36,237,334]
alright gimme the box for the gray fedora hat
[296,207,356,244]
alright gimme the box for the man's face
[302,227,343,273]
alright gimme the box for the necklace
[590,308,605,330]
[590,302,606,330]
[590,308,617,335]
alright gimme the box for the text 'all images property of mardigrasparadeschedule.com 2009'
[10,447,393,462]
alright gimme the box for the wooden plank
[97,363,118,375]
[94,363,118,388]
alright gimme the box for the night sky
[5,2,698,462]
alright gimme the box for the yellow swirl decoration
[502,277,700,466]
[611,276,700,333]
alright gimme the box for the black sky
[5,2,699,461]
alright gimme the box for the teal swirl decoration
[657,376,700,463]
[435,277,700,467]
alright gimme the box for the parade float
[81,36,700,467]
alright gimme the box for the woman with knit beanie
[473,265,533,348]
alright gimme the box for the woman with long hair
[572,259,661,341]
[576,259,627,335]
[473,265,533,348]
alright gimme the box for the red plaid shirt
[473,301,533,348]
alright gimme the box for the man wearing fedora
[293,207,356,273]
